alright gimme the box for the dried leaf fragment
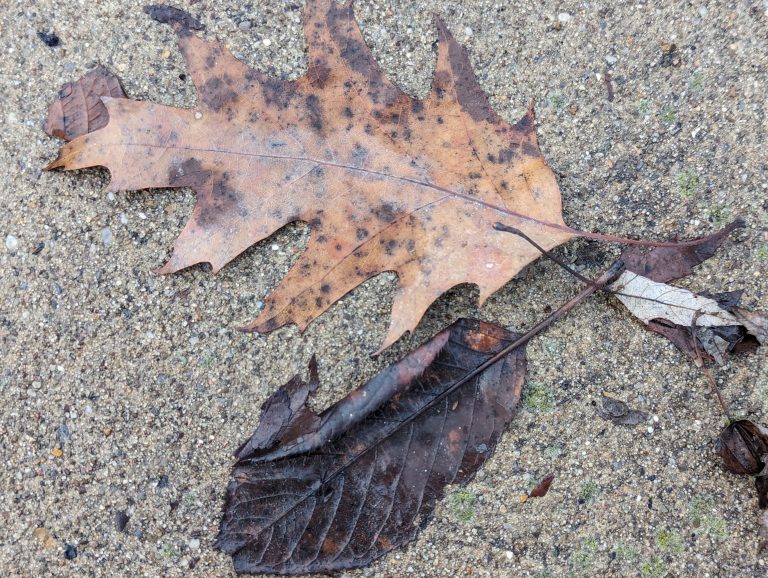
[620,219,743,283]
[529,473,555,498]
[717,420,768,476]
[613,271,739,327]
[43,66,125,142]
[217,319,526,574]
[45,0,574,350]
[716,419,768,550]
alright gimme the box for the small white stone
[262,38,272,47]
[464,27,474,37]
[558,12,571,23]
[271,244,280,251]
[101,227,113,247]
[194,111,203,120]
[605,54,618,65]
[189,538,200,550]
[5,234,18,251]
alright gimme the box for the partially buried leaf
[43,66,125,142]
[45,0,575,350]
[217,319,526,574]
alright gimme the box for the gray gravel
[1,1,767,576]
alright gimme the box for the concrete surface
[1,0,766,576]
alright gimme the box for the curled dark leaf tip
[717,419,768,476]
[529,473,555,498]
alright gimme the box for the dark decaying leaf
[217,319,526,574]
[596,394,648,426]
[717,420,768,476]
[143,4,204,30]
[716,419,768,549]
[529,473,555,498]
[612,222,765,363]
[620,219,744,283]
[43,66,125,142]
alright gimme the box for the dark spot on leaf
[522,142,539,157]
[309,59,331,88]
[356,228,368,240]
[200,77,238,112]
[262,78,293,109]
[321,284,331,294]
[343,106,354,118]
[374,203,397,223]
[304,94,323,131]
[168,158,211,188]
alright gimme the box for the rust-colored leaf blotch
[45,0,574,349]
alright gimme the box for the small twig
[691,313,732,419]
[430,259,626,402]
[494,222,597,286]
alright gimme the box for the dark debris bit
[115,510,130,532]
[144,4,204,30]
[597,395,649,426]
[64,544,77,560]
[37,31,60,47]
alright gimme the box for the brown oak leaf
[45,0,574,349]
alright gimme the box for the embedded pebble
[5,234,18,251]
[101,227,113,247]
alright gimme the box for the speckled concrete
[1,1,766,576]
